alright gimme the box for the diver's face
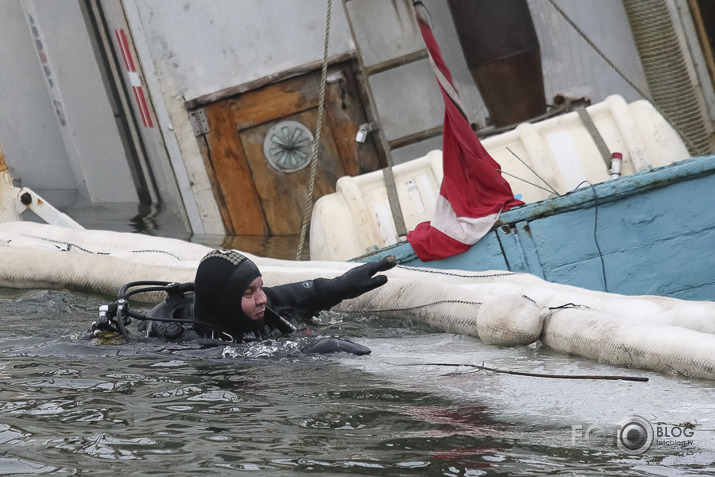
[241,276,267,321]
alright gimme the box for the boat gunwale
[351,154,715,263]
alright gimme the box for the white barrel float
[542,307,715,379]
[310,95,690,261]
[476,295,545,345]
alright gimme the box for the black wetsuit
[139,251,395,356]
[141,279,338,343]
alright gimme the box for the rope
[340,298,482,315]
[21,234,183,260]
[546,0,649,101]
[546,0,707,155]
[296,0,332,260]
[573,181,609,292]
[394,265,517,280]
[503,147,561,196]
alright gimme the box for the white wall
[0,1,75,206]
[21,0,139,204]
[129,0,355,101]
[0,0,141,207]
[530,0,649,103]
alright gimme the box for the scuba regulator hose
[92,281,242,343]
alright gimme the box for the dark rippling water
[1,287,714,476]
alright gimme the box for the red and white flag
[406,5,523,261]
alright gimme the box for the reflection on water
[219,234,310,261]
[1,289,714,476]
[60,202,191,239]
[61,202,310,260]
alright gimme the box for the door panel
[239,109,343,235]
[200,100,265,234]
[200,60,383,236]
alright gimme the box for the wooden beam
[687,0,715,89]
[185,52,356,110]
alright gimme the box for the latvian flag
[406,3,524,261]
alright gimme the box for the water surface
[1,288,713,476]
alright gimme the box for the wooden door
[199,61,384,236]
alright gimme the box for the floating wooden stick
[401,362,649,382]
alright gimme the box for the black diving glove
[313,255,396,309]
[302,337,371,355]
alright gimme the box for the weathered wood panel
[239,109,343,235]
[202,101,266,235]
[199,61,384,236]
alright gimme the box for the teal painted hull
[355,155,715,301]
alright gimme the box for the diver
[90,249,396,355]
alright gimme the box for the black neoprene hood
[193,249,262,331]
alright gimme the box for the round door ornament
[263,120,314,173]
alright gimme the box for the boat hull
[355,154,715,302]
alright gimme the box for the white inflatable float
[1,221,713,380]
[310,95,691,261]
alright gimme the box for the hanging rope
[296,0,332,260]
